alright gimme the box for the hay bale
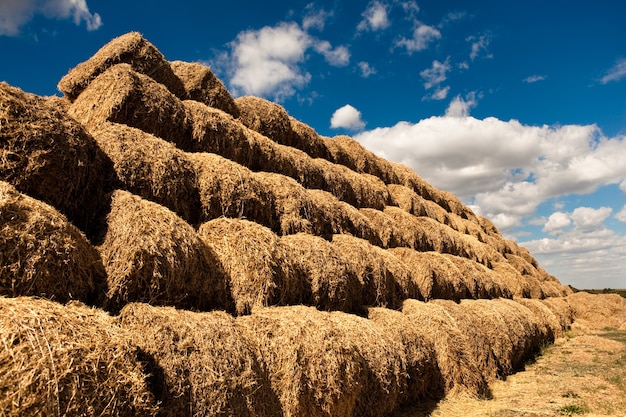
[443,254,512,299]
[289,117,332,159]
[367,307,442,403]
[58,31,185,100]
[514,297,564,339]
[281,233,362,313]
[331,234,421,309]
[237,305,406,417]
[91,122,201,225]
[0,296,156,416]
[389,249,472,301]
[0,182,105,304]
[567,292,626,330]
[119,303,281,417]
[0,82,113,237]
[540,297,574,332]
[492,261,544,299]
[235,96,294,146]
[98,190,230,313]
[68,63,191,145]
[306,189,382,246]
[359,208,413,248]
[170,60,240,117]
[197,218,304,315]
[401,299,488,396]
[458,299,543,376]
[477,215,502,237]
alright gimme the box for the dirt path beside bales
[400,326,626,417]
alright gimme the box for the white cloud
[616,205,626,223]
[543,212,571,234]
[523,75,547,83]
[358,61,377,78]
[302,5,332,31]
[420,58,451,89]
[330,104,366,131]
[428,86,450,101]
[396,23,441,53]
[571,206,612,231]
[223,22,350,100]
[600,58,626,84]
[467,34,492,60]
[0,0,101,35]
[445,93,477,117]
[357,1,390,32]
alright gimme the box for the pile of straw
[198,218,304,315]
[514,297,564,340]
[119,303,280,417]
[58,31,185,100]
[98,190,229,313]
[331,234,421,309]
[281,233,362,313]
[91,122,201,225]
[0,82,112,236]
[237,305,406,417]
[235,96,294,146]
[567,291,626,329]
[0,296,156,416]
[170,60,240,117]
[0,182,105,304]
[540,297,574,332]
[68,64,190,145]
[289,117,332,159]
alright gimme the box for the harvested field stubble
[0,182,105,304]
[98,190,230,313]
[119,303,281,417]
[237,305,406,417]
[0,296,157,417]
[1,82,113,236]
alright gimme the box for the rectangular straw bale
[170,60,240,117]
[91,122,201,225]
[58,31,185,100]
[540,280,570,298]
[98,190,231,313]
[68,63,191,146]
[289,117,333,159]
[281,233,363,313]
[0,296,156,416]
[443,254,512,299]
[235,96,295,147]
[540,297,575,330]
[237,305,407,417]
[401,299,489,397]
[119,303,280,417]
[197,218,305,315]
[331,234,422,309]
[0,182,105,304]
[514,297,565,339]
[306,189,382,246]
[359,208,415,249]
[390,162,436,201]
[567,291,626,330]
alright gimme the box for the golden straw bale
[198,218,304,315]
[0,182,105,304]
[98,190,230,313]
[235,96,294,146]
[289,117,333,159]
[540,280,569,298]
[492,261,544,299]
[281,233,362,313]
[505,253,541,278]
[237,305,406,417]
[119,303,281,417]
[514,297,564,339]
[477,215,502,237]
[68,63,191,145]
[567,292,626,330]
[459,299,543,376]
[306,189,382,245]
[540,297,575,331]
[401,299,488,396]
[91,122,201,225]
[187,152,272,224]
[386,209,460,254]
[331,234,421,309]
[0,296,156,416]
[359,208,415,248]
[443,254,512,299]
[390,162,435,201]
[170,60,240,117]
[0,82,113,236]
[367,307,441,403]
[58,32,185,100]
[323,135,399,184]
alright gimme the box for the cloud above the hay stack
[330,104,366,131]
[0,0,102,36]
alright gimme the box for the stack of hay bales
[0,31,584,417]
[566,291,626,329]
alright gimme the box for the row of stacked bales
[1,32,606,416]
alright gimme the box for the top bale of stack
[58,32,185,100]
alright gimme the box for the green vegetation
[571,287,626,298]
[558,404,585,415]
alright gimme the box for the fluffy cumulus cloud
[357,1,390,32]
[0,0,102,35]
[330,104,366,131]
[223,21,349,100]
[420,58,450,90]
[396,23,441,53]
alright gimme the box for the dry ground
[399,325,626,417]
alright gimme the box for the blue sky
[1,0,625,289]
